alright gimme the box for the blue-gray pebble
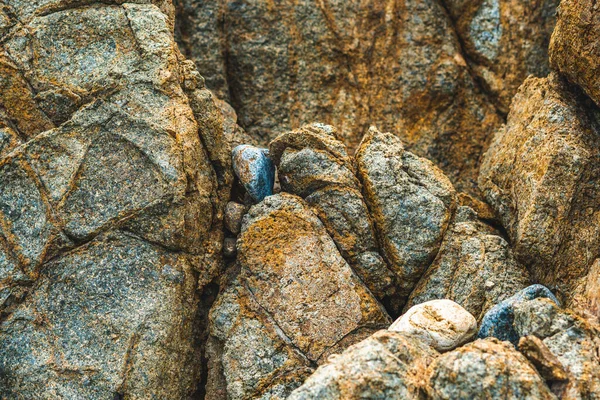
[478,284,560,345]
[232,145,275,202]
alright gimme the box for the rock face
[232,145,275,203]
[550,0,600,108]
[0,1,230,398]
[479,74,600,316]
[389,299,477,352]
[206,194,390,399]
[270,124,401,314]
[406,205,530,321]
[427,338,556,400]
[444,0,560,113]
[288,330,438,400]
[513,298,600,398]
[356,128,457,308]
[175,0,508,192]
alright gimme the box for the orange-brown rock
[175,0,504,192]
[444,0,560,114]
[206,193,390,398]
[550,0,600,108]
[479,74,600,317]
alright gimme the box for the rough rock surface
[288,330,439,400]
[478,284,560,345]
[513,298,600,398]
[270,124,401,314]
[550,0,600,108]
[389,299,477,352]
[426,338,556,400]
[406,205,530,321]
[479,74,600,316]
[444,0,560,113]
[206,193,390,399]
[175,0,507,192]
[232,145,275,203]
[0,1,230,398]
[356,128,457,307]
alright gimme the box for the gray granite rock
[356,127,457,308]
[288,330,438,400]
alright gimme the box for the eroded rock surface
[270,124,401,314]
[407,205,530,321]
[175,0,506,192]
[0,1,230,397]
[206,193,390,399]
[288,330,438,400]
[356,128,457,308]
[479,74,600,316]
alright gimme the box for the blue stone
[232,145,275,202]
[478,284,560,345]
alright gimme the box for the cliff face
[2,0,600,399]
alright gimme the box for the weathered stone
[224,201,246,235]
[288,330,439,400]
[478,284,559,345]
[518,335,568,383]
[232,145,275,203]
[427,338,555,400]
[550,0,600,108]
[175,0,503,192]
[407,205,530,321]
[223,237,237,258]
[270,124,400,314]
[513,298,600,398]
[0,1,230,397]
[444,0,560,113]
[479,75,600,315]
[206,193,390,398]
[389,299,477,352]
[356,128,457,307]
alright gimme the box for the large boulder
[0,1,230,398]
[478,74,600,316]
[355,128,457,308]
[270,124,401,314]
[407,205,530,321]
[206,194,390,399]
[550,0,600,107]
[426,338,556,400]
[288,330,438,400]
[174,0,503,192]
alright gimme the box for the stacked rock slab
[175,0,505,193]
[443,0,559,113]
[206,194,390,399]
[0,1,230,398]
[356,128,457,309]
[269,124,401,314]
[478,74,600,316]
[288,330,439,400]
[406,205,530,321]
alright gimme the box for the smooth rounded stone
[224,201,246,234]
[427,338,556,400]
[478,75,600,316]
[223,237,237,258]
[389,299,477,351]
[406,205,530,322]
[512,298,600,398]
[232,144,275,202]
[288,330,439,400]
[478,284,560,345]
